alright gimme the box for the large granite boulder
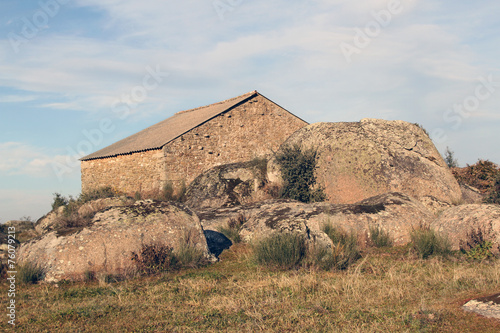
[35,196,135,235]
[184,160,269,210]
[268,119,462,207]
[18,200,213,282]
[199,192,434,247]
[432,204,500,253]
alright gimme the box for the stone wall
[81,149,165,195]
[163,94,307,190]
[81,94,307,195]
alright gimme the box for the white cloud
[0,95,37,103]
[0,142,78,179]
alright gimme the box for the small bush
[52,193,68,211]
[18,262,45,284]
[254,233,306,270]
[410,223,451,259]
[368,225,393,248]
[175,244,206,268]
[484,174,500,205]
[218,214,246,244]
[131,243,179,275]
[275,144,326,203]
[460,227,496,260]
[321,224,361,270]
[443,147,458,168]
[452,160,500,194]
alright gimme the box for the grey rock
[18,200,213,282]
[268,119,462,206]
[432,204,500,253]
[463,293,500,320]
[184,160,269,210]
[198,192,434,247]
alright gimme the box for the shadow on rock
[204,230,232,257]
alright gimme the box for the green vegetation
[368,225,394,248]
[131,243,180,275]
[253,233,306,270]
[18,261,45,284]
[131,241,207,276]
[321,223,361,270]
[275,144,326,203]
[410,223,451,259]
[217,214,246,244]
[443,146,459,168]
[51,192,68,211]
[451,160,500,205]
[460,227,496,261]
[484,174,500,205]
[3,243,500,332]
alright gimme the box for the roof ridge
[175,90,257,115]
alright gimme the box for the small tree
[444,147,458,168]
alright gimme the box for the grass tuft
[253,233,306,270]
[321,223,361,270]
[217,214,246,244]
[410,223,451,259]
[18,261,45,284]
[368,225,393,248]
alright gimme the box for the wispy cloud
[0,142,78,179]
[0,95,38,103]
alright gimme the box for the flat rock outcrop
[184,160,269,210]
[463,293,500,320]
[19,200,212,282]
[432,204,500,253]
[199,192,433,246]
[268,119,462,206]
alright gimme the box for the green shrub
[321,224,361,270]
[459,227,495,260]
[218,214,246,244]
[275,144,326,203]
[443,147,458,168]
[253,233,306,270]
[452,160,500,194]
[484,174,500,205]
[18,262,45,284]
[410,224,451,259]
[131,243,179,275]
[175,244,206,269]
[52,193,68,211]
[368,225,393,248]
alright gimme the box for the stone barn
[80,91,308,195]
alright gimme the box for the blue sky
[1,0,499,222]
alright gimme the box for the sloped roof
[81,90,268,161]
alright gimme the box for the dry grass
[2,244,500,332]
